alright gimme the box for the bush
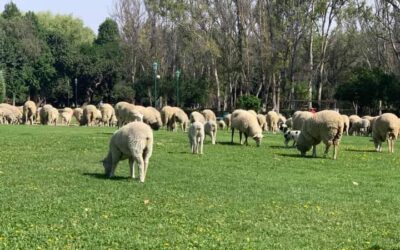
[237,95,261,111]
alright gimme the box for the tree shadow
[82,172,130,181]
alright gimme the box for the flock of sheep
[1,100,399,182]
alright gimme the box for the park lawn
[0,125,400,249]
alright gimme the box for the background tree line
[1,1,400,115]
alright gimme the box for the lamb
[296,110,343,159]
[40,104,59,125]
[60,107,73,126]
[190,111,206,124]
[292,111,314,130]
[256,114,268,131]
[204,120,217,144]
[266,111,280,133]
[99,103,116,127]
[102,121,153,182]
[231,109,263,146]
[223,113,231,130]
[372,113,399,153]
[201,109,217,122]
[284,129,301,147]
[23,101,37,125]
[188,121,205,154]
[171,108,189,132]
[341,114,350,136]
[73,108,83,125]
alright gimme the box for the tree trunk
[308,1,314,110]
[213,58,221,112]
[272,73,277,111]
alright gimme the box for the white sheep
[204,120,217,144]
[188,121,205,154]
[0,107,17,124]
[231,109,263,146]
[372,113,399,153]
[292,111,314,130]
[102,121,153,182]
[223,113,231,130]
[349,118,370,136]
[161,105,179,130]
[296,110,344,159]
[0,103,22,124]
[218,120,226,130]
[40,104,58,125]
[99,103,116,127]
[60,107,74,126]
[190,111,206,124]
[256,114,268,131]
[73,108,83,125]
[340,114,350,136]
[171,108,189,132]
[23,101,37,125]
[266,111,280,133]
[201,109,217,122]
[82,105,99,126]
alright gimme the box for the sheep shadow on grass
[83,172,130,181]
[218,141,253,146]
[345,148,376,153]
[277,153,323,159]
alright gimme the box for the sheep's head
[296,134,311,156]
[253,134,263,147]
[102,156,112,177]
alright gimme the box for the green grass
[1,125,400,249]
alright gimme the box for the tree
[96,18,120,45]
[1,2,21,19]
[0,69,5,102]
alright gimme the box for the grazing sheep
[82,105,99,126]
[171,108,189,132]
[278,114,287,127]
[285,117,293,128]
[60,107,74,126]
[231,109,263,146]
[218,120,226,130]
[204,120,217,144]
[144,106,163,130]
[0,103,22,124]
[0,107,17,124]
[256,114,268,131]
[372,113,399,153]
[296,110,344,159]
[292,111,314,130]
[266,111,280,133]
[40,104,59,125]
[188,121,205,154]
[190,111,206,124]
[99,103,116,127]
[247,110,258,117]
[201,109,217,122]
[23,101,37,125]
[115,102,143,127]
[349,118,370,136]
[348,115,361,134]
[284,129,301,147]
[223,113,231,130]
[73,108,83,125]
[102,121,153,182]
[161,106,179,130]
[341,114,350,136]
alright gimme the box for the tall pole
[152,62,158,107]
[74,78,78,107]
[176,70,180,106]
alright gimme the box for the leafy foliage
[0,69,5,102]
[237,95,261,111]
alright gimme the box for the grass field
[1,125,400,249]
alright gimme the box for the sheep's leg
[244,133,249,146]
[129,157,135,178]
[199,136,204,154]
[392,140,395,153]
[312,145,317,157]
[323,144,331,158]
[239,132,243,145]
[136,156,145,182]
[143,147,152,178]
[333,144,338,160]
[231,128,235,144]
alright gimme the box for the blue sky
[0,0,113,33]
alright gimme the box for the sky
[0,0,113,33]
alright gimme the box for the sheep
[73,108,83,125]
[284,129,301,147]
[23,101,37,125]
[362,115,375,135]
[0,107,17,124]
[372,113,399,153]
[278,114,287,127]
[223,113,231,130]
[161,105,179,130]
[144,106,163,130]
[201,109,217,122]
[247,110,258,117]
[102,121,153,182]
[348,115,361,134]
[204,120,217,144]
[296,110,343,159]
[60,107,73,126]
[341,114,350,136]
[266,111,280,133]
[231,109,263,147]
[285,117,293,128]
[292,111,314,130]
[218,120,226,130]
[40,104,59,125]
[188,121,205,154]
[256,114,268,131]
[349,118,370,136]
[99,103,116,127]
[0,103,22,124]
[115,102,143,127]
[171,108,189,132]
[82,105,99,126]
[190,111,206,124]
